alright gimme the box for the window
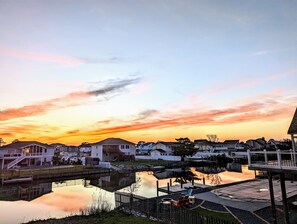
[120,145,125,149]
[45,148,47,153]
[126,145,129,149]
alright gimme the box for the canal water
[0,164,255,224]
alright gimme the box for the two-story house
[0,141,54,169]
[91,138,136,162]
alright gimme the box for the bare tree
[0,138,5,146]
[207,134,219,142]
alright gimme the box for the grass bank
[193,206,239,223]
[24,210,161,224]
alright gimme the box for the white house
[0,141,55,169]
[152,142,179,155]
[150,148,167,156]
[136,141,154,154]
[91,138,136,162]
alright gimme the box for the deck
[247,150,297,174]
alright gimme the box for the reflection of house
[152,142,178,155]
[89,172,136,192]
[91,138,136,162]
[0,182,52,201]
[226,162,242,173]
[0,141,54,169]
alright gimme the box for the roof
[93,138,135,146]
[223,140,239,144]
[194,139,210,144]
[151,148,166,153]
[0,141,49,150]
[156,141,179,146]
[288,108,297,134]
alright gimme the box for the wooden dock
[157,181,210,194]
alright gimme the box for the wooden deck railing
[247,149,297,169]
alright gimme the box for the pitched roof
[223,140,239,144]
[156,141,179,146]
[93,138,135,146]
[151,148,166,153]
[288,108,297,134]
[0,141,49,150]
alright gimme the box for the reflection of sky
[0,165,255,223]
[0,179,114,224]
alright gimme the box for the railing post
[277,150,281,168]
[264,149,268,165]
[247,150,251,165]
[290,149,293,166]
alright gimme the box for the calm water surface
[0,164,255,224]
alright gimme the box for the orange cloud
[47,95,296,142]
[0,77,140,121]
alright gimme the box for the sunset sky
[0,0,296,145]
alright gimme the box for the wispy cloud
[0,77,140,121]
[0,46,127,66]
[0,46,85,66]
[247,47,296,57]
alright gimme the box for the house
[288,108,297,157]
[194,139,213,151]
[136,141,154,154]
[150,148,167,156]
[246,139,266,150]
[91,138,136,162]
[152,141,179,155]
[79,142,92,154]
[223,140,241,149]
[0,141,54,169]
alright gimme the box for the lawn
[193,206,239,223]
[24,210,161,224]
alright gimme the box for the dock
[157,181,210,194]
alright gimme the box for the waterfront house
[152,141,179,155]
[91,138,136,162]
[246,138,266,150]
[136,141,154,155]
[150,148,167,156]
[288,107,297,153]
[193,139,213,151]
[0,141,54,169]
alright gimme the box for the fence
[135,155,181,161]
[115,191,237,224]
[98,162,111,169]
[247,149,297,169]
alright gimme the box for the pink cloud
[0,46,85,66]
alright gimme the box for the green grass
[24,210,161,224]
[193,206,239,223]
[112,159,176,166]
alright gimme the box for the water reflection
[89,172,136,192]
[0,182,52,201]
[0,164,256,224]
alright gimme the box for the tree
[172,137,196,161]
[207,134,219,142]
[0,138,5,147]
